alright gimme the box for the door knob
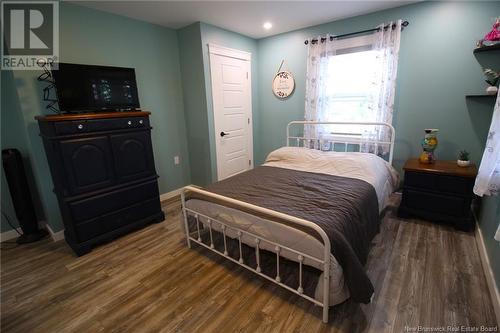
[220,131,229,137]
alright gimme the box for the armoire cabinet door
[60,136,115,195]
[110,131,156,183]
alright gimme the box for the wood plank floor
[1,196,497,333]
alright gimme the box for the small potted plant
[457,150,471,167]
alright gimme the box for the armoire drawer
[54,116,149,135]
[75,198,161,242]
[68,180,159,223]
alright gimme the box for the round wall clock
[272,70,295,99]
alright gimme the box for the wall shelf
[466,94,496,98]
[473,43,500,54]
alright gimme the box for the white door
[209,44,253,181]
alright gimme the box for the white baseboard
[0,227,22,242]
[46,223,65,242]
[0,220,64,243]
[160,185,192,202]
[475,224,500,324]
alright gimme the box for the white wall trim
[475,223,500,324]
[0,227,22,242]
[208,43,251,61]
[1,220,46,242]
[45,223,65,242]
[160,186,192,202]
[1,220,64,243]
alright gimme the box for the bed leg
[184,210,191,249]
[323,251,330,324]
[181,190,191,249]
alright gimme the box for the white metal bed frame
[181,121,395,323]
[287,121,395,165]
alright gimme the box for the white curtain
[304,35,336,140]
[473,91,500,242]
[474,91,500,197]
[304,21,402,155]
[361,20,402,155]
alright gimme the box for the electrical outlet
[174,156,180,165]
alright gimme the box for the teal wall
[479,196,500,288]
[255,1,499,168]
[0,70,45,232]
[177,22,259,186]
[177,23,211,186]
[1,3,191,232]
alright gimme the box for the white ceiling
[71,1,416,39]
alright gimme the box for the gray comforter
[195,166,380,303]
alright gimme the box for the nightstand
[398,158,478,231]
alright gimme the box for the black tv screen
[52,63,140,113]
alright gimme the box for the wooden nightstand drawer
[405,172,473,196]
[404,172,437,191]
[436,175,473,195]
[402,189,468,217]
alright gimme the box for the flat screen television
[52,63,140,113]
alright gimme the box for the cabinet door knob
[77,124,83,130]
[127,121,132,125]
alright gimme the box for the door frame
[208,43,253,181]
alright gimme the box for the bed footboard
[181,185,332,323]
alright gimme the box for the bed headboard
[286,121,396,165]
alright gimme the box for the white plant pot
[486,86,498,95]
[457,160,471,167]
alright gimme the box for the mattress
[184,147,399,305]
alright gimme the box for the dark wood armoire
[36,111,165,255]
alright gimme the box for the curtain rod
[304,20,409,45]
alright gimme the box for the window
[318,35,379,135]
[324,49,379,134]
[305,24,401,152]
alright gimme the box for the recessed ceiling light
[263,22,272,30]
